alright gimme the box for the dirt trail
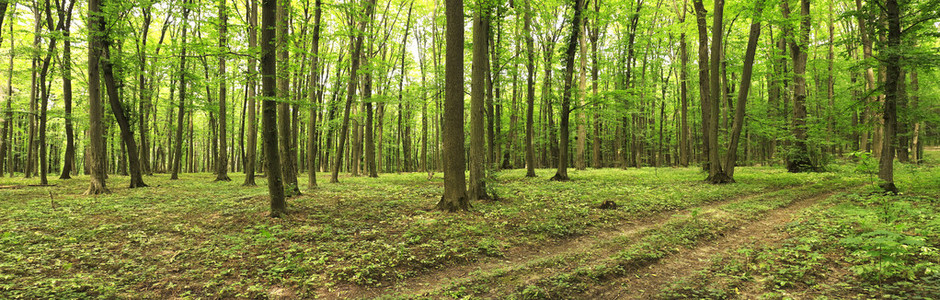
[585,189,843,299]
[321,185,807,299]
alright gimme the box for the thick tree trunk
[85,0,109,194]
[469,5,490,200]
[437,0,469,212]
[0,30,11,177]
[575,9,588,170]
[878,0,900,193]
[261,0,286,216]
[783,0,814,173]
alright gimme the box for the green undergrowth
[430,175,865,299]
[0,167,858,298]
[658,160,940,299]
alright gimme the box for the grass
[0,161,925,299]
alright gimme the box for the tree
[216,0,232,181]
[100,16,148,188]
[878,0,900,193]
[306,0,323,188]
[262,0,287,216]
[437,0,469,212]
[277,0,300,194]
[331,0,373,183]
[58,0,76,179]
[243,0,259,186]
[550,0,585,182]
[469,2,490,199]
[523,0,537,178]
[171,1,191,181]
[782,0,814,173]
[85,0,109,195]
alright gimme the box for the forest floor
[1,153,939,299]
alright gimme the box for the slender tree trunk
[306,0,322,187]
[277,0,300,194]
[524,0,536,177]
[0,26,12,177]
[332,0,373,183]
[692,0,709,172]
[550,0,584,181]
[214,0,231,181]
[101,42,148,188]
[243,0,258,186]
[724,0,763,179]
[171,2,191,180]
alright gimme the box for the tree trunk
[215,0,231,181]
[306,0,322,187]
[243,0,259,186]
[550,0,584,182]
[469,4,490,199]
[261,0,287,216]
[724,0,763,179]
[878,0,899,193]
[85,0,109,194]
[523,0,537,177]
[783,0,813,173]
[59,2,76,179]
[692,0,709,173]
[677,0,690,167]
[277,0,300,194]
[331,0,373,183]
[437,0,469,212]
[171,2,190,180]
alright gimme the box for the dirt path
[321,185,810,299]
[584,189,844,299]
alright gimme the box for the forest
[0,0,939,297]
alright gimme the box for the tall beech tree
[549,0,584,182]
[262,0,287,216]
[437,0,469,212]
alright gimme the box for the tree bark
[550,0,584,182]
[171,2,190,180]
[243,0,259,186]
[85,0,109,194]
[437,0,470,212]
[724,0,763,179]
[878,0,899,193]
[331,0,373,183]
[783,0,814,173]
[306,0,323,187]
[277,0,300,194]
[469,3,490,199]
[523,0,537,177]
[262,0,287,216]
